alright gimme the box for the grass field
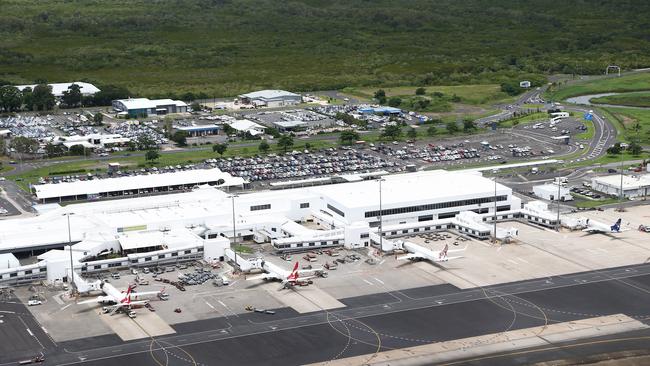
[574,197,620,209]
[599,107,650,144]
[547,72,650,101]
[497,112,548,128]
[575,119,595,140]
[2,1,650,97]
[591,91,650,108]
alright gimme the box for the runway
[3,262,650,365]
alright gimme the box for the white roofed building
[13,82,100,97]
[239,90,302,108]
[112,98,188,117]
[591,173,650,198]
[228,119,265,136]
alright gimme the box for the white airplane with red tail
[397,242,466,262]
[247,261,315,289]
[77,282,164,314]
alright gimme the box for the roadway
[5,262,650,365]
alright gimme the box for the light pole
[619,153,624,207]
[230,194,239,268]
[492,169,498,244]
[556,166,562,231]
[377,178,386,250]
[63,212,75,291]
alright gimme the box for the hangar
[591,173,650,198]
[239,90,302,108]
[112,98,188,117]
[14,82,100,97]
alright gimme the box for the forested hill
[1,0,649,97]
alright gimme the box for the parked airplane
[77,282,163,314]
[397,242,466,262]
[581,218,626,234]
[247,261,315,289]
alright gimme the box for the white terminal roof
[14,82,100,97]
[239,89,300,100]
[116,98,187,110]
[311,170,510,209]
[32,168,247,199]
[593,173,650,189]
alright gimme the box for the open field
[342,84,515,105]
[601,107,650,144]
[2,1,650,97]
[591,91,650,108]
[547,72,650,101]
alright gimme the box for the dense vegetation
[2,0,650,97]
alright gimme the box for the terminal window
[250,204,271,211]
[300,202,310,208]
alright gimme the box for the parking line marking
[374,277,385,285]
[205,301,215,310]
[363,279,374,286]
[60,304,71,311]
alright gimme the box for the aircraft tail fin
[611,218,622,232]
[287,262,299,281]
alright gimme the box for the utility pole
[556,167,562,231]
[492,169,498,244]
[619,153,624,207]
[378,178,386,250]
[230,194,239,268]
[63,212,75,292]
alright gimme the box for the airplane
[581,218,627,234]
[246,261,316,289]
[397,242,466,262]
[77,282,164,315]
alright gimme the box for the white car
[28,300,42,306]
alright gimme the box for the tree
[415,87,426,95]
[62,83,82,108]
[136,134,157,150]
[340,130,360,145]
[446,121,459,134]
[10,136,39,154]
[264,127,281,138]
[44,142,65,158]
[171,130,188,146]
[90,84,131,106]
[21,87,34,111]
[407,128,417,140]
[0,86,22,112]
[374,89,386,100]
[68,144,86,156]
[32,84,55,111]
[145,149,160,163]
[277,134,294,153]
[426,125,437,136]
[93,112,103,125]
[381,124,402,140]
[607,143,622,155]
[212,143,228,156]
[0,138,6,155]
[305,142,312,150]
[388,97,402,107]
[258,140,270,154]
[223,124,236,136]
[462,118,477,132]
[190,102,201,111]
[628,142,643,156]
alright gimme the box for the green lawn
[600,107,650,144]
[342,84,515,105]
[574,197,620,209]
[591,91,650,108]
[575,119,594,140]
[497,112,548,128]
[546,72,650,101]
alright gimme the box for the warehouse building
[591,173,650,198]
[228,119,265,136]
[32,168,248,203]
[239,90,302,108]
[175,124,220,137]
[112,98,188,117]
[14,82,100,97]
[533,183,573,201]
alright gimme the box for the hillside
[1,0,650,97]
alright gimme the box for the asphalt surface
[5,263,650,365]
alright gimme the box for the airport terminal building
[0,170,526,284]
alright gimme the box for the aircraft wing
[447,245,468,253]
[396,253,423,261]
[128,290,163,300]
[77,295,113,305]
[246,273,280,281]
[445,255,464,261]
